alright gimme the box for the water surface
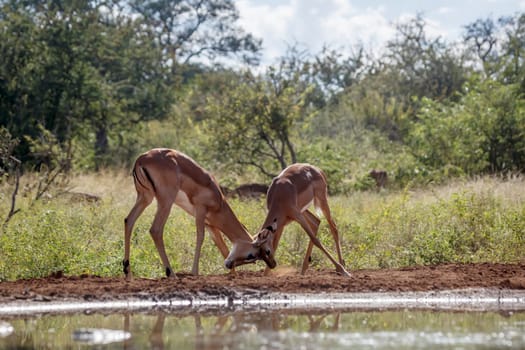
[1,308,525,349]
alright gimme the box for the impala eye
[247,253,255,260]
[265,249,271,256]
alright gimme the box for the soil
[1,263,525,303]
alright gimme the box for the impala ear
[253,230,270,248]
[265,218,277,233]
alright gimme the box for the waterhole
[1,289,524,349]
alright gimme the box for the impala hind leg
[294,210,351,277]
[149,201,176,278]
[301,210,321,274]
[317,197,345,267]
[124,192,154,280]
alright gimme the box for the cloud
[237,0,521,66]
[237,0,395,64]
[436,6,453,15]
[236,1,295,61]
[320,6,393,48]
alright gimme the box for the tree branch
[238,159,276,178]
[3,156,21,226]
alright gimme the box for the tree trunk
[94,124,108,170]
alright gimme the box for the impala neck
[210,201,253,243]
[261,205,287,233]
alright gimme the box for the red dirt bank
[1,263,524,303]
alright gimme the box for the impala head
[252,219,278,269]
[224,240,261,270]
[224,219,279,270]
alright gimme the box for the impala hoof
[338,268,352,277]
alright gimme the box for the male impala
[123,148,263,278]
[248,163,350,276]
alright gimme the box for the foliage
[408,79,525,175]
[1,5,524,191]
[128,0,262,69]
[382,14,468,121]
[203,69,312,178]
[0,0,260,170]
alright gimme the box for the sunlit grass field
[0,172,524,281]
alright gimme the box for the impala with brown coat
[123,148,264,278]
[239,163,350,276]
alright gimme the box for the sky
[236,0,525,65]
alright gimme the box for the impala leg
[150,201,175,278]
[318,198,345,266]
[295,211,351,277]
[262,224,285,276]
[206,225,230,258]
[149,314,165,349]
[271,225,285,253]
[301,210,321,274]
[207,225,235,274]
[124,192,153,280]
[191,206,207,276]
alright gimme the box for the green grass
[0,173,524,281]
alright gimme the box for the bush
[408,80,525,176]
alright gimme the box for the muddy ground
[1,263,525,303]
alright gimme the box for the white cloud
[321,6,393,48]
[237,0,523,67]
[238,0,395,64]
[436,6,452,15]
[236,0,295,61]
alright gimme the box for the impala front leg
[262,224,285,276]
[192,206,207,276]
[207,225,236,274]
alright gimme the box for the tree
[385,14,468,104]
[463,17,500,77]
[311,45,368,105]
[203,68,312,178]
[0,0,261,169]
[0,0,172,168]
[463,13,525,85]
[126,0,262,76]
[408,79,525,175]
[0,127,20,224]
[498,13,525,85]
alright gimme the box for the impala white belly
[175,191,196,216]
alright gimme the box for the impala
[123,148,264,278]
[246,163,350,276]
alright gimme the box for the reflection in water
[1,309,525,349]
[122,311,341,350]
[0,321,14,337]
[72,327,131,345]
